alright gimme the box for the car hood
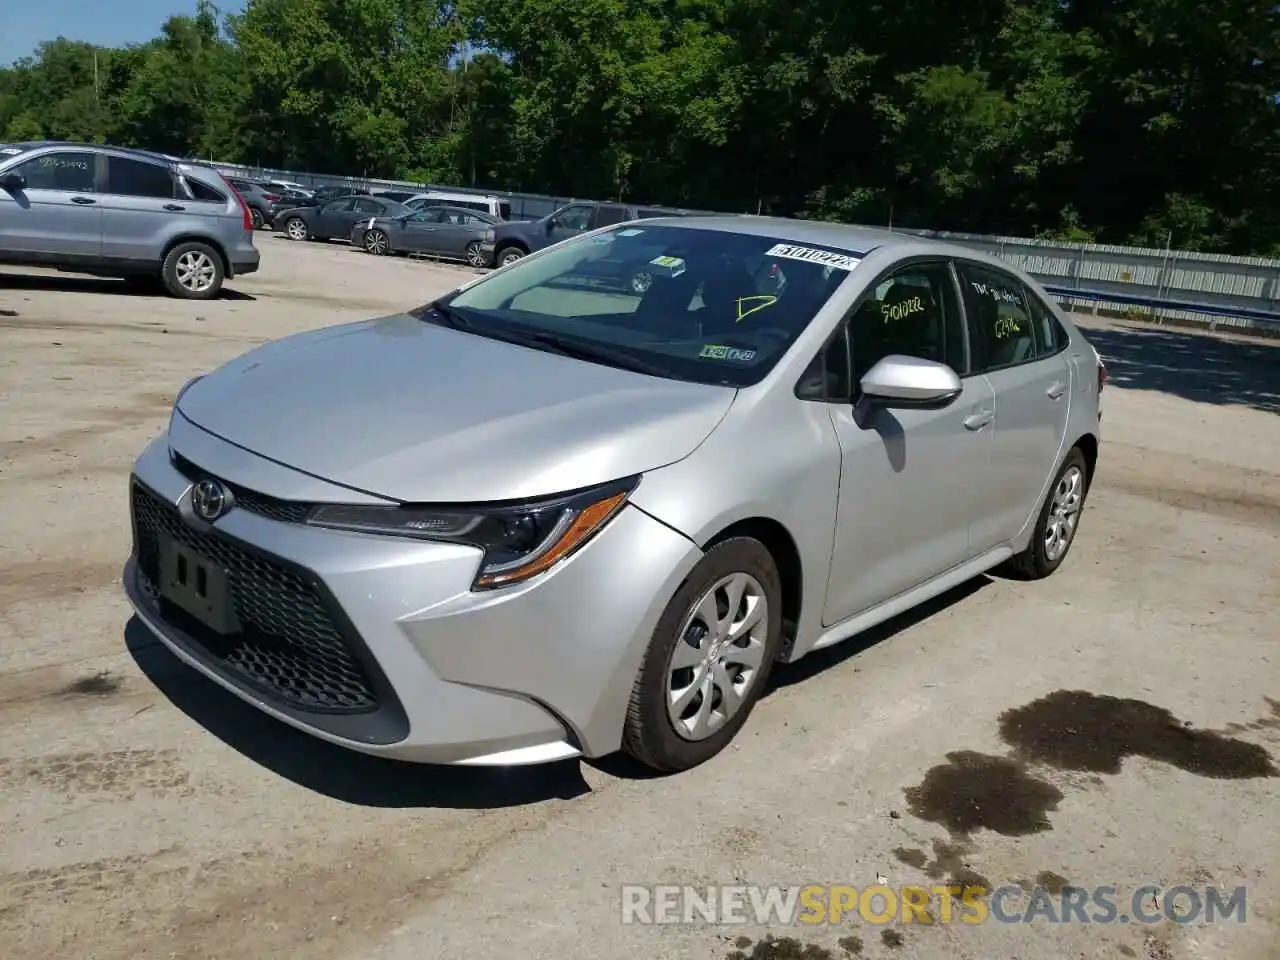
[176,313,736,503]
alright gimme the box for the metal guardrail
[205,160,1280,333]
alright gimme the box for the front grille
[132,482,377,712]
[171,452,312,524]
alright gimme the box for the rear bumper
[478,241,497,266]
[229,246,260,277]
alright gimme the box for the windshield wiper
[416,300,471,329]
[507,331,670,377]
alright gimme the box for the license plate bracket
[158,535,240,635]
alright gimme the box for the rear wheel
[497,246,525,267]
[465,241,485,267]
[364,229,390,255]
[622,537,783,773]
[1004,447,1090,579]
[284,217,309,241]
[161,241,224,300]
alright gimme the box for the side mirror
[859,355,962,408]
[0,172,26,192]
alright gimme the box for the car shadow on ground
[587,575,994,781]
[0,273,256,300]
[124,617,592,808]
[1081,321,1280,414]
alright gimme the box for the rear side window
[108,156,176,198]
[498,201,512,220]
[1023,286,1069,357]
[352,197,383,214]
[594,204,629,227]
[184,177,226,203]
[956,263,1037,373]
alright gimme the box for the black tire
[250,207,264,230]
[364,229,390,255]
[160,241,224,300]
[497,245,525,267]
[464,241,485,267]
[622,537,784,773]
[283,216,309,241]
[1004,446,1090,580]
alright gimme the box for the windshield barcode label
[765,243,860,271]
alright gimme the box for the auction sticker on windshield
[700,344,756,361]
[765,243,861,271]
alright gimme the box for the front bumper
[123,423,701,765]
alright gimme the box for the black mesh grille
[171,452,312,524]
[131,482,378,712]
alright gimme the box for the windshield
[438,224,857,386]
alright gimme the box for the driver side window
[848,262,966,385]
[321,199,353,215]
[553,205,593,231]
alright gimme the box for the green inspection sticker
[700,344,756,361]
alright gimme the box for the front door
[313,198,356,238]
[954,261,1072,551]
[547,203,594,245]
[0,148,103,259]
[824,260,992,625]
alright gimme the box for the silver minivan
[0,141,260,299]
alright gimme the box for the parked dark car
[313,184,369,203]
[224,177,280,229]
[480,201,699,267]
[350,205,498,265]
[275,194,412,242]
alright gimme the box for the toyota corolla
[123,216,1104,773]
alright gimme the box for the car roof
[632,214,1024,269]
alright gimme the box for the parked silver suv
[0,141,260,299]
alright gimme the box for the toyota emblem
[191,478,230,521]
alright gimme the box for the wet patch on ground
[892,839,991,894]
[724,934,855,959]
[880,929,905,948]
[997,690,1278,779]
[1033,870,1070,895]
[56,671,122,697]
[0,749,195,799]
[902,750,1064,836]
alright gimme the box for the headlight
[305,476,638,589]
[483,228,495,242]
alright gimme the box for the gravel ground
[1,236,1277,960]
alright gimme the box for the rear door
[98,154,184,264]
[0,148,103,259]
[955,260,1072,552]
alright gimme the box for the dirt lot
[2,236,1278,960]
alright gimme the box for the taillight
[263,193,280,202]
[216,171,253,230]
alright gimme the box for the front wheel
[161,242,224,300]
[1004,446,1090,580]
[465,241,485,267]
[497,246,525,267]
[364,229,390,255]
[283,217,309,241]
[622,537,783,773]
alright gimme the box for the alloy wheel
[1044,465,1084,562]
[175,251,217,294]
[665,572,769,741]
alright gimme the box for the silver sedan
[351,205,497,266]
[123,216,1104,773]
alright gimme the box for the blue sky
[1,0,246,66]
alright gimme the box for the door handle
[164,203,185,211]
[70,196,96,205]
[963,411,993,431]
[1047,381,1066,400]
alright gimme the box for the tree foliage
[1,0,1277,253]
